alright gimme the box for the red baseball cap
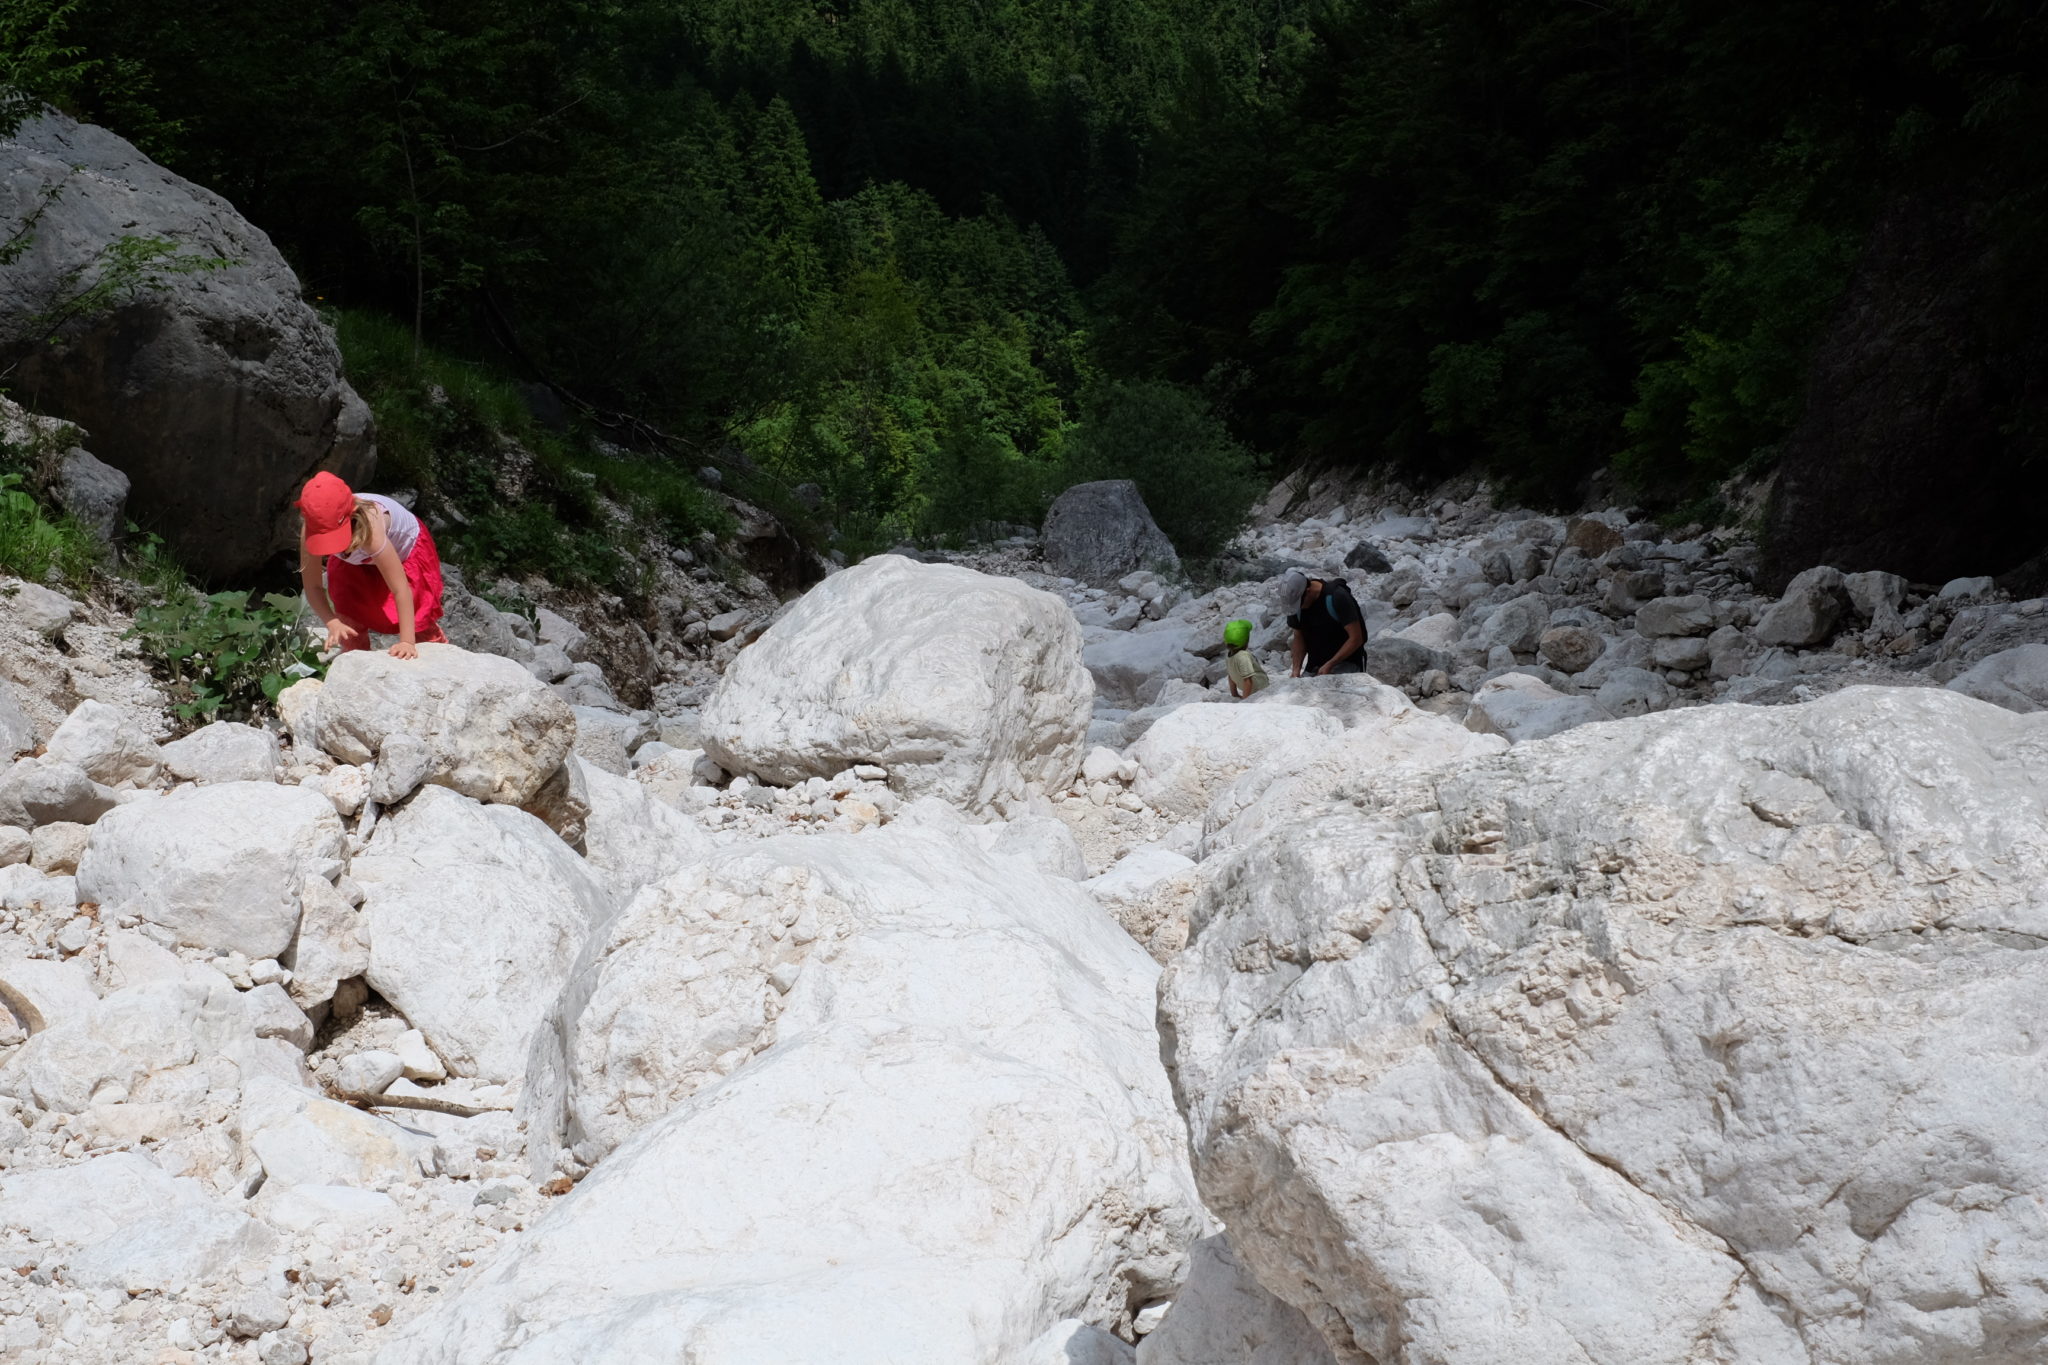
[298,472,357,555]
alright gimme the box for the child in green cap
[1224,618,1270,698]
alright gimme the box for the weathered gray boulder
[0,111,372,579]
[1464,672,1613,744]
[306,644,575,807]
[1042,480,1181,586]
[1364,635,1447,688]
[52,446,130,545]
[1947,644,2048,714]
[1477,593,1550,655]
[1634,594,1715,638]
[1344,541,1392,572]
[1537,625,1604,675]
[1756,566,1852,648]
[1845,569,1908,633]
[1596,666,1674,717]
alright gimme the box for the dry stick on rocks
[336,1090,511,1119]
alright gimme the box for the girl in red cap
[296,473,446,659]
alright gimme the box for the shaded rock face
[1042,480,1181,586]
[0,112,372,581]
[1765,187,2048,589]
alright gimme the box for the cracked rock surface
[1160,685,2048,1364]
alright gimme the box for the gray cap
[1274,569,1308,617]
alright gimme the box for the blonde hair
[347,500,382,554]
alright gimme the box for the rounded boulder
[306,643,575,807]
[700,556,1092,810]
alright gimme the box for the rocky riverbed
[5,470,2048,1365]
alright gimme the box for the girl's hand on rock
[389,640,419,660]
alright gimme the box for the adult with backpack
[1276,569,1366,677]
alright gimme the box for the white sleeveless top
[335,494,420,565]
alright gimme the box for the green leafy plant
[130,589,323,722]
[0,470,99,583]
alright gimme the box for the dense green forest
[5,0,2046,553]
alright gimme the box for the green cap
[1224,618,1252,649]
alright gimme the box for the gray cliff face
[0,111,373,581]
[1765,185,2048,590]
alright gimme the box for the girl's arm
[368,540,419,658]
[300,547,357,650]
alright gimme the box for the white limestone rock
[75,782,344,958]
[983,812,1090,880]
[1201,685,1504,858]
[0,956,100,1034]
[576,757,715,908]
[368,730,432,804]
[1131,705,1341,820]
[282,873,367,1017]
[240,1075,436,1191]
[307,642,576,806]
[0,1151,277,1292]
[1162,686,2048,1365]
[402,826,1203,1361]
[276,677,322,740]
[43,698,160,786]
[702,556,1092,811]
[352,784,613,1082]
[159,720,282,785]
[0,973,254,1113]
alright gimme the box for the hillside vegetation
[7,0,2046,540]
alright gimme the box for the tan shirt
[1226,648,1270,694]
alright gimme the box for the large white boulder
[75,782,345,958]
[1161,687,2048,1364]
[352,784,613,1082]
[396,826,1203,1362]
[1130,705,1340,820]
[307,643,576,806]
[701,556,1092,810]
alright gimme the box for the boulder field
[5,478,2048,1364]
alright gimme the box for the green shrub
[131,589,324,722]
[1060,380,1266,561]
[0,472,101,585]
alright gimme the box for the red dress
[325,521,447,647]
